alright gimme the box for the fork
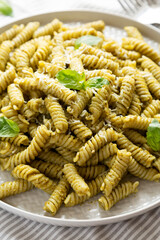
[118,0,160,28]
[118,0,157,14]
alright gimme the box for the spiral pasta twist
[9,49,17,66]
[39,150,68,166]
[84,20,105,31]
[103,39,141,60]
[70,57,84,72]
[128,157,160,181]
[28,123,38,138]
[77,165,106,180]
[143,69,160,99]
[69,119,92,142]
[33,18,62,38]
[67,89,93,118]
[29,89,42,99]
[117,133,156,168]
[122,37,160,63]
[50,132,83,152]
[14,77,36,92]
[19,39,37,57]
[55,146,75,162]
[30,160,63,179]
[12,164,57,194]
[47,45,67,76]
[35,73,77,105]
[0,40,14,71]
[16,56,33,78]
[141,100,160,118]
[74,128,119,166]
[58,27,97,42]
[89,118,106,134]
[63,163,90,197]
[79,54,119,73]
[115,59,136,68]
[15,40,36,77]
[7,83,24,110]
[63,39,75,48]
[64,173,106,207]
[135,71,152,103]
[85,69,115,84]
[99,181,139,210]
[19,104,36,119]
[48,44,65,62]
[116,76,135,115]
[0,179,34,199]
[1,125,51,170]
[121,65,137,75]
[0,141,25,158]
[0,93,10,108]
[123,115,153,130]
[102,154,117,168]
[95,142,118,163]
[30,40,51,70]
[83,143,118,167]
[79,44,115,61]
[140,56,160,81]
[123,129,146,145]
[101,149,131,196]
[0,64,16,94]
[44,176,70,215]
[0,24,24,44]
[89,84,111,123]
[106,111,124,128]
[1,134,29,146]
[12,22,40,48]
[153,158,160,172]
[124,26,143,40]
[128,93,142,116]
[45,95,68,133]
[27,98,46,114]
[37,60,49,74]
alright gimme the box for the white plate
[0,10,160,227]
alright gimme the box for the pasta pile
[0,19,160,216]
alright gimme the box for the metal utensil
[118,0,145,14]
[118,0,160,28]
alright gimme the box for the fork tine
[135,0,144,7]
[118,0,130,13]
[147,0,157,5]
[137,0,156,6]
[127,0,139,10]
[118,0,137,14]
[118,0,157,16]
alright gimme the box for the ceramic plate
[0,10,160,227]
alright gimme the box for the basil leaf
[0,0,13,16]
[147,119,160,151]
[56,69,85,90]
[56,70,110,90]
[75,35,103,49]
[85,77,109,89]
[0,116,19,137]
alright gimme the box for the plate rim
[0,9,160,227]
[0,9,160,36]
[0,198,160,227]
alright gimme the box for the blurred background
[0,0,160,26]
